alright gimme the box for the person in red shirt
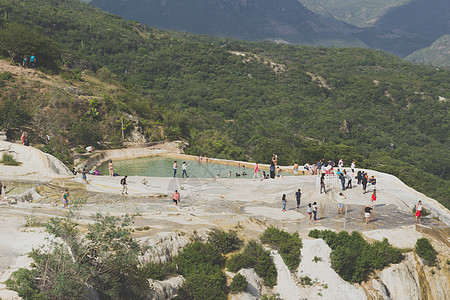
[172,190,180,206]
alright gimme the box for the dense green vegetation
[0,0,448,207]
[174,241,227,300]
[227,241,278,287]
[415,238,437,265]
[0,152,21,165]
[309,229,404,283]
[260,226,303,272]
[207,228,244,254]
[229,273,248,294]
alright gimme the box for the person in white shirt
[182,162,188,178]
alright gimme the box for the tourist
[272,153,278,165]
[82,166,88,184]
[351,161,356,176]
[276,166,282,178]
[295,189,302,208]
[281,194,287,212]
[216,174,221,178]
[22,54,28,68]
[108,160,114,176]
[182,161,188,178]
[369,176,376,191]
[235,173,241,177]
[304,163,310,173]
[337,192,346,214]
[293,162,299,176]
[312,202,318,221]
[270,162,275,179]
[253,163,261,180]
[228,171,232,177]
[21,132,25,145]
[71,168,77,175]
[415,201,423,223]
[1,184,5,203]
[173,190,180,206]
[121,175,128,195]
[307,203,312,220]
[29,53,36,68]
[242,171,247,176]
[338,158,344,170]
[362,172,368,194]
[316,160,322,175]
[173,161,177,177]
[371,189,377,208]
[344,169,352,189]
[85,145,94,152]
[356,170,362,185]
[62,189,69,209]
[320,173,327,194]
[364,205,373,223]
[339,170,346,191]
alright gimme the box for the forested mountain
[299,0,411,28]
[356,0,450,58]
[0,0,449,207]
[88,0,365,47]
[406,35,450,67]
[89,0,450,60]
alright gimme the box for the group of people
[173,161,189,178]
[22,53,37,68]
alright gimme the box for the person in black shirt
[121,176,128,195]
[364,206,373,223]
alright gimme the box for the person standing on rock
[281,194,287,212]
[337,193,346,214]
[371,189,377,208]
[293,162,299,176]
[362,172,368,194]
[173,161,178,177]
[364,205,373,223]
[121,175,128,195]
[307,203,312,220]
[338,158,344,170]
[295,189,302,208]
[82,166,88,184]
[345,169,352,189]
[30,53,36,68]
[253,163,261,181]
[320,173,327,194]
[173,190,180,206]
[108,160,114,176]
[415,201,423,223]
[351,161,356,176]
[270,162,276,179]
[182,162,188,178]
[62,189,69,209]
[1,184,5,203]
[21,132,26,145]
[312,202,318,221]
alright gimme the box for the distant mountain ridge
[89,0,450,61]
[89,0,366,47]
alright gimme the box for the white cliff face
[149,276,184,300]
[141,230,210,265]
[378,253,422,300]
[230,268,263,300]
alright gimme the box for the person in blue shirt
[30,53,36,68]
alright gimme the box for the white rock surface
[378,253,421,300]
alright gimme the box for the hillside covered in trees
[0,0,449,208]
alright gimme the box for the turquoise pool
[97,156,274,178]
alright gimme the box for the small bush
[0,71,14,81]
[5,268,45,300]
[1,152,21,166]
[299,275,313,286]
[226,241,277,287]
[208,229,243,254]
[260,226,302,272]
[230,273,248,293]
[415,238,437,266]
[313,256,323,263]
[24,216,44,228]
